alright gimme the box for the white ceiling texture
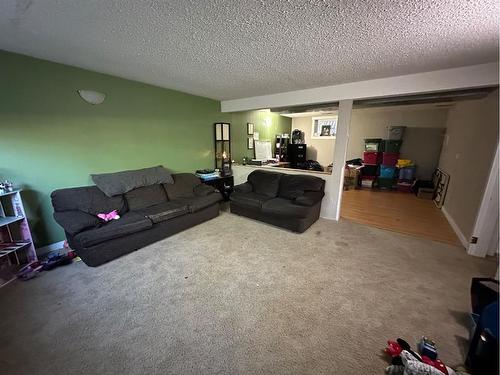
[0,0,498,100]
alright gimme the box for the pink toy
[97,210,120,222]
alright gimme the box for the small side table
[202,175,234,201]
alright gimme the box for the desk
[202,175,234,201]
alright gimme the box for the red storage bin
[363,151,381,165]
[382,152,399,166]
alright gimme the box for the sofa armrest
[293,191,325,207]
[234,182,253,194]
[53,211,100,235]
[194,184,216,196]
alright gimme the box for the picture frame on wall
[247,123,254,135]
[320,125,331,136]
[247,138,254,149]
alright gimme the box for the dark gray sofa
[230,170,325,233]
[51,173,222,266]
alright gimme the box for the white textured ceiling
[0,0,498,100]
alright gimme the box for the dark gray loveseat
[230,170,325,233]
[52,173,222,266]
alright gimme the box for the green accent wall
[229,111,291,163]
[0,50,228,247]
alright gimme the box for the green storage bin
[382,139,403,153]
[364,138,382,151]
[377,177,396,189]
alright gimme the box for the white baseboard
[441,207,469,248]
[37,240,65,256]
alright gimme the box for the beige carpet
[0,212,496,375]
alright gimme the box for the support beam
[324,99,353,221]
[221,63,499,112]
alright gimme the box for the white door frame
[467,143,499,257]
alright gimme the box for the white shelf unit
[0,190,37,287]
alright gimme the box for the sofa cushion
[125,184,168,211]
[51,186,127,215]
[53,211,101,235]
[176,193,222,213]
[193,184,216,196]
[248,170,281,198]
[262,198,312,218]
[164,173,201,200]
[136,202,189,223]
[230,191,271,209]
[278,174,325,199]
[73,212,152,248]
[91,166,174,197]
[294,191,325,207]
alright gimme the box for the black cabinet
[202,176,234,201]
[287,144,307,165]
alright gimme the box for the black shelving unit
[214,123,231,172]
[275,134,290,161]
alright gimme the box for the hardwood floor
[340,188,461,246]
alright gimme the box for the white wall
[291,116,336,167]
[291,104,449,169]
[439,90,499,241]
[348,105,449,160]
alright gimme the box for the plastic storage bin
[364,138,383,152]
[380,165,396,178]
[399,166,416,180]
[382,140,403,152]
[361,164,379,176]
[363,151,382,165]
[382,152,399,166]
[388,126,406,140]
[378,177,395,189]
[361,177,375,188]
[396,159,412,168]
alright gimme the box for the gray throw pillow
[91,166,174,197]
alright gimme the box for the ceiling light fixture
[77,90,106,105]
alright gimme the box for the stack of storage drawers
[396,161,416,192]
[377,139,403,189]
[361,139,382,188]
[361,130,416,191]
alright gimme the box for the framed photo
[311,116,337,139]
[247,123,254,135]
[247,138,254,149]
[321,125,331,136]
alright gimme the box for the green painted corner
[229,111,292,163]
[0,50,229,247]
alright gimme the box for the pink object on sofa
[97,210,120,222]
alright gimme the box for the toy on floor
[384,338,455,375]
[97,210,120,222]
[16,261,43,280]
[16,250,77,281]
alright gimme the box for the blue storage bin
[380,165,396,178]
[399,166,416,180]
